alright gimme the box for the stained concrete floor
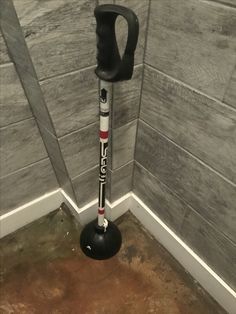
[0,206,226,314]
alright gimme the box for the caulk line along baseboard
[0,189,235,313]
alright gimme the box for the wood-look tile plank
[133,162,187,234]
[208,0,236,7]
[0,158,58,214]
[113,65,142,128]
[224,65,236,108]
[37,122,66,175]
[108,161,133,203]
[115,0,149,65]
[0,118,47,177]
[0,63,32,127]
[41,67,98,137]
[13,0,97,80]
[0,0,56,134]
[135,121,236,242]
[141,66,236,183]
[53,165,76,202]
[72,166,98,207]
[59,122,99,179]
[180,208,236,290]
[37,122,76,201]
[145,0,236,99]
[112,120,137,170]
[0,34,10,64]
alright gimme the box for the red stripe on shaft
[100,131,108,139]
[98,208,105,215]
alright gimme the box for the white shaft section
[98,80,112,227]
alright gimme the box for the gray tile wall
[72,166,98,207]
[135,121,236,243]
[1,0,147,209]
[0,38,58,214]
[0,159,58,214]
[0,118,47,176]
[145,0,236,100]
[224,66,236,108]
[133,162,236,288]
[208,0,236,7]
[141,66,236,183]
[112,65,142,128]
[0,34,10,64]
[1,0,100,207]
[40,67,98,137]
[13,0,97,80]
[114,0,149,65]
[107,161,133,203]
[0,0,75,213]
[134,0,236,290]
[106,0,149,201]
[0,63,32,127]
[59,122,99,179]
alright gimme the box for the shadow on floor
[0,206,226,313]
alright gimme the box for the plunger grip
[94,4,139,82]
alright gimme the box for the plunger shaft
[98,80,112,227]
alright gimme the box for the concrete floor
[0,206,226,314]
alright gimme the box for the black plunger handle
[94,4,139,82]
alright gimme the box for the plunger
[80,4,139,260]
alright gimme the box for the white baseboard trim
[63,191,132,226]
[0,189,63,238]
[0,189,131,238]
[0,189,235,313]
[106,192,132,221]
[130,193,236,314]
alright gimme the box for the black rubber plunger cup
[80,4,139,260]
[80,219,122,260]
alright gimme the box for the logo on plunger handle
[100,88,107,103]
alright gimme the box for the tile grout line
[39,64,97,84]
[36,120,77,201]
[142,0,152,65]
[133,159,186,236]
[145,63,236,114]
[222,58,236,102]
[58,120,99,140]
[111,119,137,171]
[112,118,138,132]
[139,118,236,187]
[0,0,78,201]
[70,160,134,183]
[71,164,99,181]
[132,0,152,190]
[0,3,57,136]
[39,63,143,85]
[200,0,236,9]
[109,159,134,174]
[0,157,50,180]
[0,116,34,130]
[134,160,236,248]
